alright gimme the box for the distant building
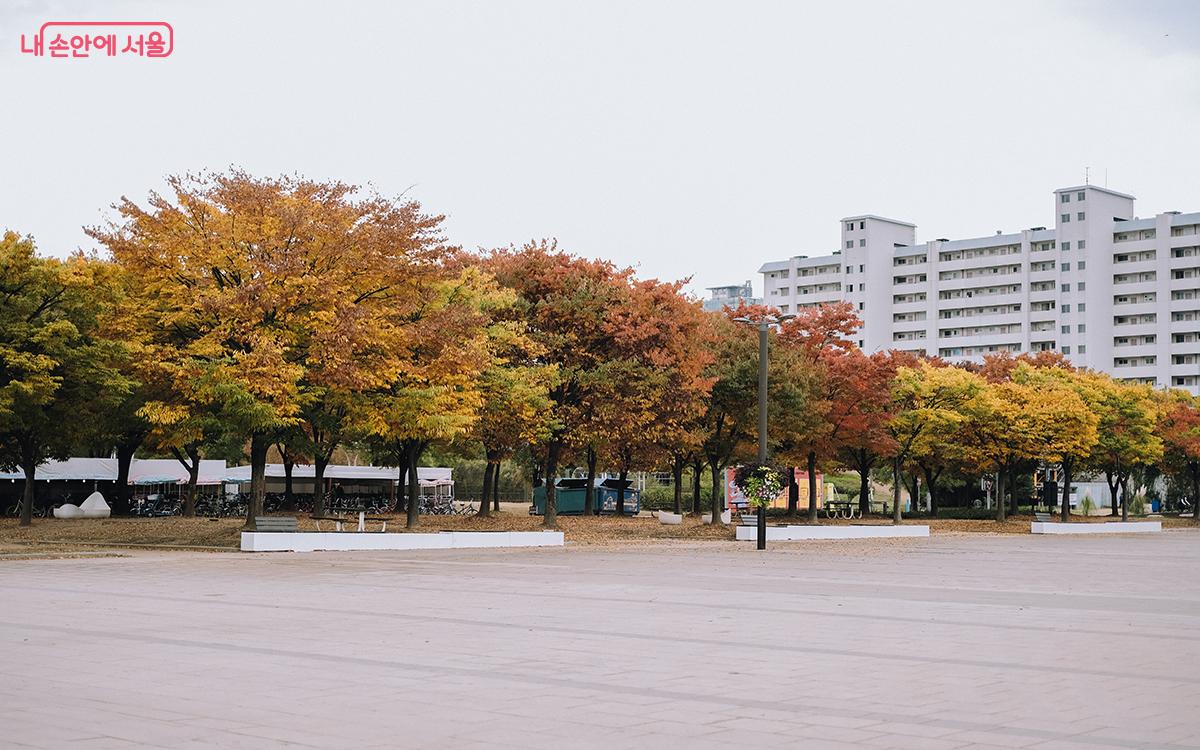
[758,183,1200,393]
[703,280,760,312]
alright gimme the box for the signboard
[724,467,823,513]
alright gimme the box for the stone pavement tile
[861,733,973,750]
[942,730,1047,748]
[699,728,801,747]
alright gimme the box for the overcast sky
[3,0,1199,297]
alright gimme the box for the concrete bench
[254,516,299,532]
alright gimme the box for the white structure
[702,281,761,312]
[241,530,564,553]
[759,185,1200,391]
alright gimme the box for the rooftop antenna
[1085,166,1090,185]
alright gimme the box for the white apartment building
[759,185,1200,391]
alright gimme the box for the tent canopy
[0,458,227,485]
[223,464,453,486]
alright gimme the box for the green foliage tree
[0,232,129,526]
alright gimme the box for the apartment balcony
[1111,257,1157,273]
[1111,343,1160,359]
[1112,322,1159,338]
[1169,275,1200,292]
[1112,280,1160,297]
[936,331,1024,349]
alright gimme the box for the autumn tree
[887,362,984,524]
[596,278,714,515]
[463,262,558,518]
[1083,379,1162,521]
[1011,364,1103,521]
[954,371,1098,522]
[1160,391,1200,521]
[837,351,901,516]
[485,241,630,528]
[92,170,452,529]
[699,310,762,523]
[363,265,516,528]
[0,232,129,526]
[777,301,862,523]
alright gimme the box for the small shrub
[1079,492,1095,516]
[1128,492,1146,516]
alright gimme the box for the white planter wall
[735,525,929,541]
[1030,521,1161,535]
[241,530,564,552]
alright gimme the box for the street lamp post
[733,313,794,550]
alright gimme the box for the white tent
[128,459,227,486]
[223,464,452,487]
[0,458,117,481]
[0,457,227,485]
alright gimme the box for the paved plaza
[2,531,1199,749]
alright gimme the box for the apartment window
[859,284,865,291]
[1061,214,1071,223]
[859,265,864,272]
[845,241,853,249]
[1077,212,1085,221]
[1078,303,1086,312]
[1078,240,1086,249]
[859,239,866,247]
[1078,282,1086,291]
[1078,260,1086,270]
[1063,346,1071,355]
[1079,345,1087,354]
[1063,304,1071,313]
[1061,325,1070,334]
[1062,241,1071,251]
[1061,283,1071,292]
[1078,324,1086,333]
[846,222,854,231]
[859,221,864,230]
[1077,191,1085,201]
[1061,263,1070,271]
[858,302,864,311]
[846,267,852,275]
[1061,194,1070,203]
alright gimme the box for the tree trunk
[406,442,425,529]
[857,450,872,517]
[244,432,269,530]
[710,460,725,523]
[691,458,704,514]
[921,463,940,518]
[478,460,494,517]
[184,446,200,518]
[1191,461,1200,521]
[113,438,139,516]
[1120,474,1130,522]
[807,452,819,524]
[1105,469,1120,519]
[908,472,921,515]
[19,459,36,527]
[616,465,629,516]
[493,459,501,512]
[583,447,597,516]
[891,458,902,525]
[787,466,799,516]
[171,443,201,518]
[277,445,295,510]
[313,452,330,517]
[995,469,1007,523]
[671,455,684,515]
[543,441,562,528]
[1060,457,1073,523]
[1008,467,1018,516]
